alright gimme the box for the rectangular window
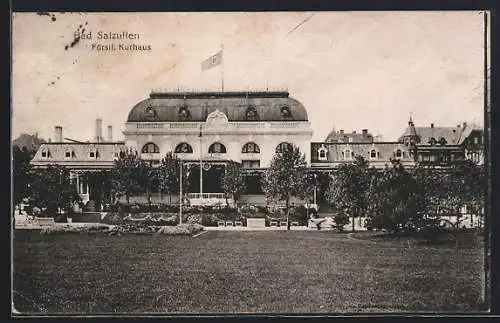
[89,152,95,158]
[242,160,260,169]
[65,152,71,158]
[42,151,47,158]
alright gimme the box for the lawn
[12,230,486,314]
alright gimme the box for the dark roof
[325,129,374,143]
[31,142,126,165]
[127,91,309,122]
[311,142,412,163]
[399,123,482,146]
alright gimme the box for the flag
[201,50,223,71]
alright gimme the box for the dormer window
[280,106,292,119]
[89,147,99,159]
[178,105,191,121]
[245,106,259,120]
[317,145,328,161]
[428,137,437,146]
[144,106,158,121]
[395,149,403,158]
[439,137,447,145]
[65,151,71,158]
[369,149,380,159]
[41,149,51,158]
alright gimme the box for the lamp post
[313,173,318,205]
[179,158,183,225]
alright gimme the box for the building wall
[123,117,313,167]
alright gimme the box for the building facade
[29,90,484,209]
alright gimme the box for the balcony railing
[186,193,225,199]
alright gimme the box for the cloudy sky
[12,11,487,142]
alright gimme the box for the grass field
[13,230,486,314]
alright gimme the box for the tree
[110,149,144,206]
[413,160,486,249]
[221,161,246,207]
[326,156,370,232]
[261,145,309,230]
[157,152,180,205]
[29,164,80,219]
[366,160,421,233]
[13,146,35,206]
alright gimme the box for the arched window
[242,142,260,153]
[178,105,191,121]
[208,142,226,153]
[174,142,193,153]
[245,106,259,121]
[317,144,328,161]
[142,142,160,154]
[280,106,292,119]
[275,142,294,153]
[369,149,379,159]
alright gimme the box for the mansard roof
[127,91,309,122]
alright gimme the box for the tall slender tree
[221,161,246,207]
[262,145,309,230]
[110,149,144,206]
[326,156,370,232]
[157,152,180,205]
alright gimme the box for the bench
[217,221,226,227]
[225,221,234,226]
[291,221,299,226]
[280,221,288,227]
[270,221,278,227]
[234,221,243,227]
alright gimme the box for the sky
[12,11,488,142]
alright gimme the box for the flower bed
[40,223,203,236]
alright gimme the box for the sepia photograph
[11,11,489,315]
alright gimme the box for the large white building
[29,89,483,210]
[124,90,313,168]
[31,90,313,208]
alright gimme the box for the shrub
[185,214,203,224]
[202,214,222,226]
[102,212,125,225]
[40,224,111,235]
[333,214,350,232]
[157,224,203,235]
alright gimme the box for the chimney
[463,122,467,129]
[95,118,103,143]
[54,126,63,142]
[107,125,113,142]
[339,129,344,135]
[352,131,356,134]
[35,132,38,138]
[430,123,434,128]
[362,129,368,136]
[457,124,461,128]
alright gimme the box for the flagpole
[199,124,203,198]
[221,43,224,92]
